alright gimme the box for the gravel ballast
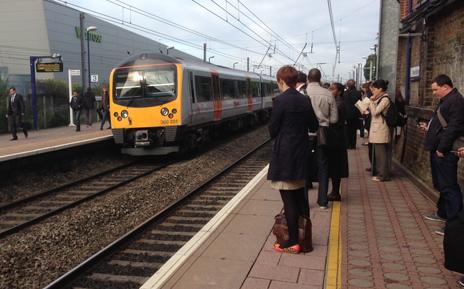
[0,126,270,289]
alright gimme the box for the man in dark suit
[6,86,28,141]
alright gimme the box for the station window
[237,80,247,98]
[220,78,236,100]
[195,76,212,102]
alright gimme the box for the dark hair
[371,79,389,91]
[307,68,321,83]
[432,74,453,87]
[332,82,345,97]
[9,86,16,91]
[346,79,356,89]
[297,71,307,83]
[361,82,371,89]
[276,65,298,88]
[322,82,330,89]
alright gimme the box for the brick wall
[395,1,464,189]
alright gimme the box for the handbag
[317,126,329,147]
[436,108,464,152]
[272,213,313,253]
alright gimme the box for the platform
[140,144,463,289]
[0,125,113,163]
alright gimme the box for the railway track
[42,140,271,289]
[0,160,170,239]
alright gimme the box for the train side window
[190,72,195,103]
[251,81,260,98]
[220,78,236,100]
[237,80,247,98]
[271,81,279,96]
[195,75,212,102]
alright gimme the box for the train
[109,53,277,155]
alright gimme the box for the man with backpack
[70,90,82,132]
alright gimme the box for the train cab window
[251,81,260,98]
[113,66,176,107]
[262,83,270,97]
[237,80,247,98]
[195,76,212,102]
[220,78,236,100]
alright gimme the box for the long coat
[368,95,391,144]
[267,88,319,181]
[328,98,349,179]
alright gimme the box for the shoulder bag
[436,108,464,152]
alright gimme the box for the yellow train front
[110,53,275,155]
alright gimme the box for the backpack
[379,96,398,128]
[70,96,80,110]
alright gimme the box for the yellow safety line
[325,201,342,289]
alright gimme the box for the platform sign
[91,74,99,83]
[70,69,80,76]
[36,62,63,73]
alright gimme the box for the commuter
[268,65,318,254]
[344,79,362,149]
[368,79,391,182]
[100,86,111,130]
[306,68,338,209]
[457,147,464,158]
[394,88,407,142]
[361,82,371,147]
[296,71,314,190]
[296,71,307,95]
[82,87,96,127]
[322,82,330,89]
[421,74,464,235]
[444,146,464,287]
[69,91,82,132]
[6,87,28,141]
[327,83,349,201]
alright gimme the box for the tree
[363,54,377,81]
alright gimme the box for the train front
[110,54,183,155]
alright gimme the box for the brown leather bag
[272,213,313,253]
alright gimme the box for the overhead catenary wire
[49,0,270,68]
[193,0,297,65]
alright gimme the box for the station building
[0,0,197,94]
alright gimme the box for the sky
[61,0,380,82]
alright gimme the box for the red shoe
[273,243,301,254]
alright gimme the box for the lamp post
[86,26,97,88]
[208,56,215,63]
[233,62,238,69]
[166,46,174,55]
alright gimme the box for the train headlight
[161,107,169,116]
[168,113,174,119]
[121,110,129,118]
[172,108,177,114]
[113,112,119,117]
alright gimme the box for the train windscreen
[113,65,177,107]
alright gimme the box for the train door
[212,73,222,121]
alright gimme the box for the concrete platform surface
[139,142,464,289]
[0,125,112,162]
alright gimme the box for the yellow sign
[36,62,63,73]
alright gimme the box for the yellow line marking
[325,201,342,289]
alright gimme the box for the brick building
[395,0,464,188]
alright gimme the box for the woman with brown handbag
[267,66,318,254]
